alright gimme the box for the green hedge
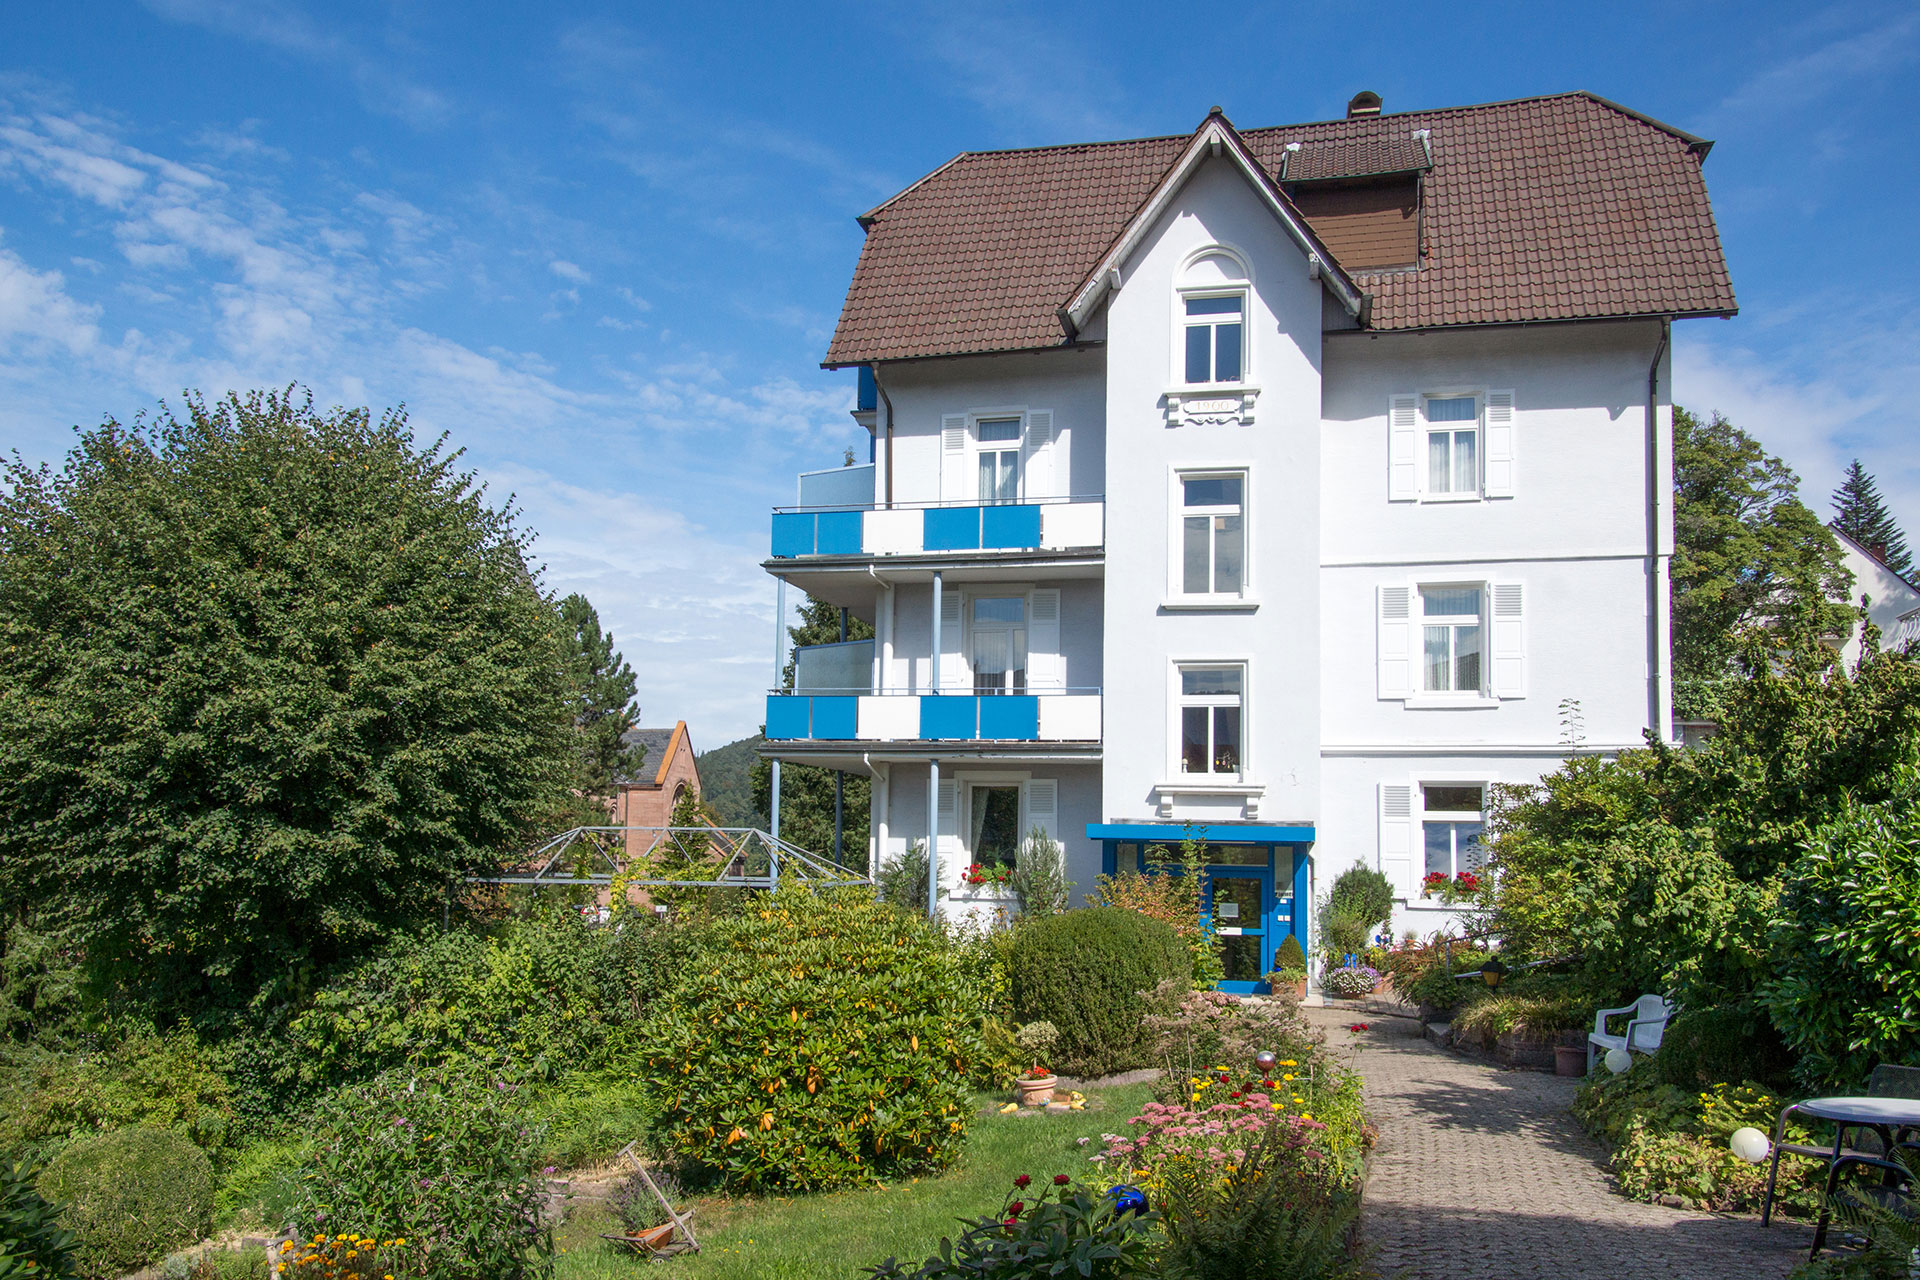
[41,1126,212,1279]
[1009,907,1190,1077]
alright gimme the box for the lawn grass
[553,1082,1155,1280]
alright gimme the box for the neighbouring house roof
[825,92,1736,367]
[618,722,696,789]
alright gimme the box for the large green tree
[1831,458,1913,578]
[558,592,643,808]
[1671,406,1851,718]
[0,389,573,1024]
[750,595,873,867]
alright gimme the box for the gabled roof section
[618,721,696,788]
[824,91,1737,367]
[1060,110,1367,337]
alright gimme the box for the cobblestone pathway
[1306,1009,1813,1279]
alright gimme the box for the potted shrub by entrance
[1267,935,1310,1000]
[1014,1021,1060,1106]
[1324,965,1380,1000]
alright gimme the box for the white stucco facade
[765,135,1684,984]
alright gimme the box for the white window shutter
[1022,410,1054,499]
[1379,782,1413,895]
[1027,588,1062,691]
[937,780,958,859]
[1484,389,1515,498]
[1492,582,1526,698]
[940,589,966,691]
[1378,585,1412,699]
[941,414,968,501]
[1024,777,1057,843]
[1388,394,1418,501]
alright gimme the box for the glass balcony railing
[764,689,1102,744]
[770,495,1104,560]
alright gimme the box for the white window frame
[1420,392,1482,501]
[1419,583,1486,699]
[1171,660,1247,782]
[970,412,1025,503]
[1177,289,1249,389]
[965,592,1029,696]
[1418,781,1489,895]
[956,770,1031,873]
[1166,466,1255,607]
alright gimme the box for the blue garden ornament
[1107,1184,1148,1216]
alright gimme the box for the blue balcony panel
[920,695,977,740]
[770,512,815,559]
[977,695,1039,739]
[981,504,1042,549]
[814,510,864,556]
[765,694,811,740]
[810,695,859,738]
[922,506,981,551]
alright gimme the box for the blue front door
[1204,866,1273,994]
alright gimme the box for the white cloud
[0,246,100,355]
[1707,8,1920,131]
[1676,321,1920,539]
[549,259,589,284]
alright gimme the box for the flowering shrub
[273,1233,407,1279]
[862,1174,1159,1280]
[1322,966,1379,998]
[1141,983,1319,1110]
[290,1068,553,1280]
[638,886,982,1191]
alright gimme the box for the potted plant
[1267,935,1309,1000]
[1014,1021,1059,1106]
[1323,965,1380,999]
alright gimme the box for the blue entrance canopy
[1085,822,1315,843]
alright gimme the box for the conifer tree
[559,592,644,802]
[1831,459,1913,578]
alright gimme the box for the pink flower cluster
[1094,1093,1325,1174]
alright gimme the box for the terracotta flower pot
[1016,1074,1058,1107]
[1554,1045,1587,1077]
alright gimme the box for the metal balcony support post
[770,575,786,845]
[771,759,781,842]
[927,757,940,921]
[931,570,943,693]
[835,608,847,864]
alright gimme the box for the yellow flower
[1282,1073,1294,1081]
[1280,1060,1296,1067]
[1302,1112,1314,1120]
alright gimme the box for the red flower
[1008,1200,1025,1216]
[1348,1022,1370,1032]
[1053,1174,1071,1185]
[1013,1174,1031,1189]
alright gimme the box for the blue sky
[2,1,1917,747]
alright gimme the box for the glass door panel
[1205,868,1271,992]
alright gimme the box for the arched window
[1176,247,1252,388]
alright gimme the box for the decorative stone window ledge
[1152,781,1265,819]
[1164,386,1258,428]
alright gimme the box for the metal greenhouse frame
[468,825,870,891]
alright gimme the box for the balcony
[771,493,1104,561]
[765,690,1102,743]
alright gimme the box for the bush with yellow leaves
[637,886,984,1192]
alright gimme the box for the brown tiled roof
[1280,134,1430,182]
[825,92,1736,366]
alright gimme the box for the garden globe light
[1255,1050,1277,1073]
[1730,1127,1771,1164]
[1604,1048,1633,1075]
[1107,1185,1148,1216]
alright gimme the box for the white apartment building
[763,92,1736,992]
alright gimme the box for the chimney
[1347,91,1382,119]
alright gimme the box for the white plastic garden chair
[1585,994,1673,1074]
